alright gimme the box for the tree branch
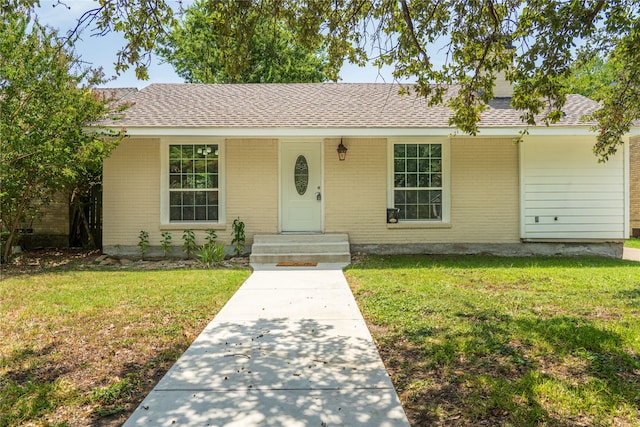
[584,0,606,28]
[9,93,33,122]
[400,0,430,67]
[485,0,500,30]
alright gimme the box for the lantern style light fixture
[337,139,348,161]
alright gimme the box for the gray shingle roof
[103,83,600,129]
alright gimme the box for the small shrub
[231,218,245,257]
[160,231,173,257]
[197,242,225,268]
[182,229,197,258]
[205,229,217,245]
[137,231,149,259]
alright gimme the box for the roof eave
[97,125,637,138]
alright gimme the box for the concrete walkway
[124,267,410,426]
[623,247,640,261]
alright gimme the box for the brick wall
[324,136,520,244]
[449,137,520,242]
[226,138,279,242]
[324,137,388,238]
[103,137,281,250]
[103,135,522,250]
[19,192,70,248]
[103,138,161,246]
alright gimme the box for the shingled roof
[104,83,600,129]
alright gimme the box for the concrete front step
[250,252,352,264]
[253,233,349,244]
[250,234,351,266]
[252,242,349,255]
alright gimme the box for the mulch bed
[1,248,249,277]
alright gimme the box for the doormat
[276,262,318,267]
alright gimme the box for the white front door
[281,142,322,232]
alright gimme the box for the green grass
[625,238,640,249]
[346,255,640,427]
[0,266,250,426]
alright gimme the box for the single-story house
[99,83,636,259]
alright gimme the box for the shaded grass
[346,255,640,427]
[0,266,250,426]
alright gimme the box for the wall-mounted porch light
[337,139,348,161]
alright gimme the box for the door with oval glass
[281,142,322,232]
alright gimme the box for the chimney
[493,69,513,98]
[493,43,515,98]
[475,44,515,99]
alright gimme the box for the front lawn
[347,255,640,426]
[0,257,250,426]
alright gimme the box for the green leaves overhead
[561,54,632,160]
[156,0,331,83]
[6,0,640,159]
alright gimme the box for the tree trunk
[3,183,32,263]
[79,206,96,248]
[70,188,96,249]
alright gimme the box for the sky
[35,0,402,89]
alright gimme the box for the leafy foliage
[156,0,330,83]
[562,55,622,102]
[0,12,122,262]
[137,230,149,258]
[160,231,173,257]
[196,242,226,267]
[561,54,636,160]
[231,217,246,257]
[182,229,197,257]
[8,0,640,159]
[205,229,217,245]
[195,229,225,267]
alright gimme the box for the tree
[562,55,622,102]
[156,0,330,83]
[0,12,123,262]
[10,0,640,160]
[561,53,637,160]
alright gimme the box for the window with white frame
[168,144,219,221]
[393,143,443,220]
